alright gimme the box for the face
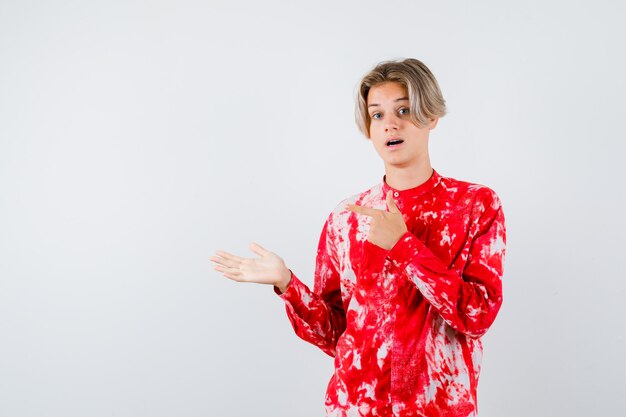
[366,81,438,170]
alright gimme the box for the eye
[398,107,410,115]
[371,112,382,119]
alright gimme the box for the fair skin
[209,81,438,292]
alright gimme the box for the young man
[210,58,506,417]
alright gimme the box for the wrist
[275,268,292,294]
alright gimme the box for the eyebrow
[367,97,409,108]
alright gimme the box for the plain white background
[1,0,624,416]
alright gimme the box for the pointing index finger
[347,204,380,217]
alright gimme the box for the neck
[384,156,433,191]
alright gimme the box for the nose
[384,113,400,132]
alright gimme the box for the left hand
[346,190,408,250]
[210,242,292,292]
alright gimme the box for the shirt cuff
[386,231,425,271]
[274,271,304,304]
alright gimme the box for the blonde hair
[355,58,447,138]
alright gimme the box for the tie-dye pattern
[278,170,506,417]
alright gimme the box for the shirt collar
[381,168,442,200]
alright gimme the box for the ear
[428,117,439,130]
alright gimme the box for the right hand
[210,242,292,293]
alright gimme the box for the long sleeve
[276,215,346,357]
[386,191,507,338]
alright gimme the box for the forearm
[388,230,504,338]
[276,272,346,356]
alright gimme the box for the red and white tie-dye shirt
[277,169,506,417]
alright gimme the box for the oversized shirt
[277,169,506,417]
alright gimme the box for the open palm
[210,242,291,291]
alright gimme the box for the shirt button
[393,191,399,197]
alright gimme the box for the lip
[386,137,404,147]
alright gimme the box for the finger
[214,250,247,264]
[213,263,237,273]
[249,242,270,257]
[222,273,238,281]
[214,264,242,278]
[209,255,225,265]
[210,255,241,269]
[347,204,380,217]
[386,190,401,213]
[221,271,244,282]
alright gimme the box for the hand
[210,242,292,293]
[346,190,408,250]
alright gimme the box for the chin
[385,155,409,164]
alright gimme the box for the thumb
[249,242,270,257]
[386,190,400,213]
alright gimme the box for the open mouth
[386,139,404,146]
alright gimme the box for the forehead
[367,82,408,105]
